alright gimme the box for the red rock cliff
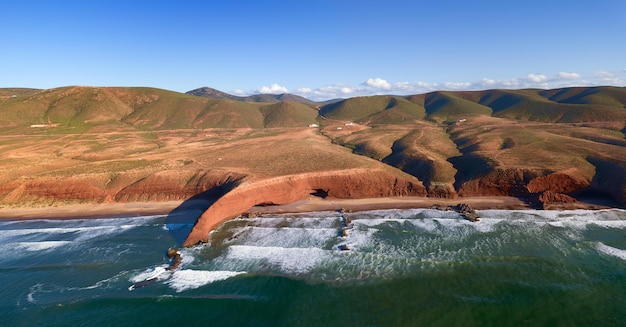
[183,169,426,246]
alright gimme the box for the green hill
[319,95,425,124]
[0,88,41,97]
[423,91,492,122]
[540,86,626,107]
[0,86,312,132]
[478,89,626,123]
[260,101,318,127]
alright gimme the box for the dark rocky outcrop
[457,203,480,222]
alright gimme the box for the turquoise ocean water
[2,209,626,326]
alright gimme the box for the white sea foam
[13,241,73,251]
[225,226,338,248]
[166,270,246,292]
[339,226,378,252]
[26,284,44,303]
[0,226,113,238]
[129,266,170,283]
[480,209,626,221]
[238,215,339,229]
[596,242,626,260]
[226,245,330,274]
[164,223,193,231]
[0,217,157,246]
[588,220,626,228]
[145,209,626,287]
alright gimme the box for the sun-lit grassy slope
[0,126,419,206]
[319,95,425,124]
[540,86,626,107]
[381,124,460,196]
[0,88,41,97]
[325,121,459,196]
[478,88,626,123]
[259,101,318,127]
[421,91,493,123]
[330,126,411,160]
[0,86,320,133]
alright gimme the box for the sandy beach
[0,201,184,220]
[249,196,531,215]
[0,195,616,221]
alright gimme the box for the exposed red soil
[527,168,591,194]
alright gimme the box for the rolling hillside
[0,86,319,132]
[0,85,625,209]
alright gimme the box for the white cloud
[258,83,289,94]
[364,77,391,90]
[341,87,354,94]
[593,71,624,85]
[237,70,624,101]
[232,89,246,95]
[595,71,614,78]
[295,87,312,93]
[481,78,496,86]
[444,82,471,90]
[393,81,416,91]
[557,72,581,79]
[526,74,548,83]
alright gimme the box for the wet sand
[0,201,183,220]
[249,196,531,215]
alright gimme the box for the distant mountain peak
[186,87,317,105]
[186,87,237,100]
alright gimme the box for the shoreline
[248,195,617,215]
[0,195,619,221]
[0,201,184,220]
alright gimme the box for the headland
[0,86,624,246]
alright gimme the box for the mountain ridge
[186,86,323,105]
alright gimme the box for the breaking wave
[596,242,626,260]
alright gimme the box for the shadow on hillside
[165,181,240,247]
[383,151,435,189]
[571,157,626,209]
[448,153,496,191]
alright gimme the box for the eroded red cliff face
[457,168,542,197]
[183,169,426,246]
[457,168,592,198]
[1,176,107,203]
[529,191,578,209]
[0,170,245,205]
[114,170,244,201]
[456,167,599,209]
[527,168,591,194]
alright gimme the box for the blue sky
[1,0,625,100]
